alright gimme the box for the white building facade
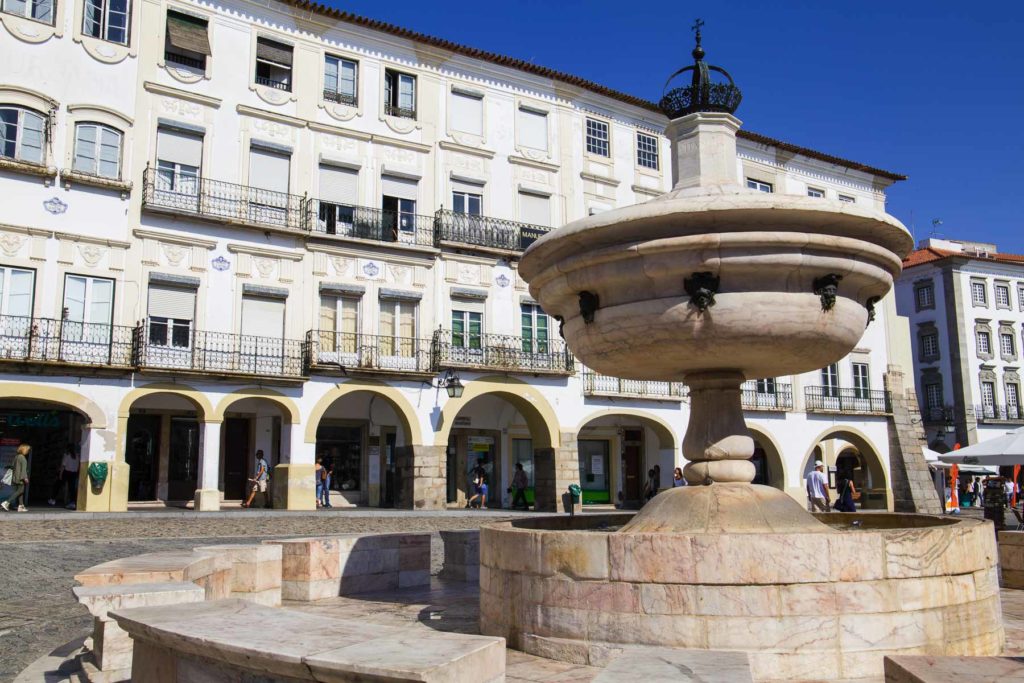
[0,0,923,512]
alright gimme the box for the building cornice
[143,81,222,109]
[236,104,306,128]
[133,228,217,249]
[507,155,560,173]
[226,243,305,261]
[438,140,495,159]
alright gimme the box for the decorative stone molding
[438,140,495,159]
[59,170,132,197]
[0,8,63,44]
[970,277,989,308]
[975,319,994,361]
[917,321,940,363]
[144,82,222,109]
[999,322,1019,362]
[0,156,57,183]
[913,278,935,312]
[134,229,216,270]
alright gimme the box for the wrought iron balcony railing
[434,209,552,252]
[804,386,891,415]
[255,75,291,91]
[304,331,433,374]
[975,404,1024,422]
[740,381,793,411]
[135,319,304,378]
[432,329,573,375]
[0,315,134,368]
[581,371,687,400]
[323,89,357,106]
[384,103,416,120]
[164,51,205,69]
[307,200,435,247]
[142,168,308,232]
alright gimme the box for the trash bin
[983,478,1006,531]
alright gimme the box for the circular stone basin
[479,511,1002,682]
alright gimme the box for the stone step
[593,648,753,682]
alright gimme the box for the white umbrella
[938,426,1024,467]
[924,446,998,474]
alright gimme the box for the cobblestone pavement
[0,513,511,682]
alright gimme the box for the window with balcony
[1,0,53,24]
[852,362,870,399]
[318,295,358,354]
[0,106,45,164]
[381,175,418,236]
[821,363,839,397]
[254,37,293,91]
[521,303,549,354]
[916,283,934,310]
[450,89,483,136]
[746,178,773,193]
[452,309,482,350]
[379,299,416,357]
[62,274,113,342]
[164,11,210,70]
[73,123,122,179]
[1008,383,1021,420]
[247,145,291,226]
[147,284,195,348]
[971,280,987,306]
[976,330,991,356]
[756,378,776,394]
[921,332,939,359]
[1001,333,1016,358]
[155,126,202,198]
[981,381,996,419]
[996,284,1011,308]
[517,106,548,152]
[0,266,34,317]
[384,69,416,119]
[316,164,358,235]
[585,118,609,157]
[83,0,130,44]
[323,55,357,106]
[637,132,659,170]
[807,187,824,198]
[452,188,482,216]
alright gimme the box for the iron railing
[805,386,891,414]
[432,329,573,374]
[135,319,304,378]
[434,209,552,252]
[323,88,357,106]
[741,381,793,411]
[142,168,308,231]
[304,331,433,374]
[384,103,416,120]
[255,75,290,91]
[307,200,435,247]
[164,51,205,69]
[0,315,134,368]
[581,371,687,400]
[975,404,1024,422]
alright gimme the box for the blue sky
[328,0,1024,253]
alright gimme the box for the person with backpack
[242,450,270,508]
[510,462,529,510]
[320,461,333,508]
[1,443,31,512]
[834,475,857,512]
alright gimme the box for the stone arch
[304,380,422,446]
[213,388,300,424]
[574,409,678,450]
[434,376,560,448]
[117,383,213,421]
[0,382,106,427]
[747,424,787,490]
[802,425,890,508]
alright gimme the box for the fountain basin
[479,510,1002,682]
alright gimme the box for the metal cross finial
[692,18,704,44]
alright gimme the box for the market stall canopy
[938,427,1024,467]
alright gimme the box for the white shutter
[519,192,550,226]
[7,269,34,317]
[241,296,284,338]
[63,275,87,322]
[451,178,483,196]
[156,127,203,168]
[89,278,113,325]
[518,108,548,151]
[381,175,418,201]
[319,165,358,204]
[148,285,196,321]
[249,148,290,194]
[451,91,482,136]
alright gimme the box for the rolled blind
[157,128,203,168]
[241,296,284,338]
[518,108,548,151]
[451,178,483,195]
[319,165,358,204]
[518,192,550,226]
[256,37,292,66]
[381,175,418,201]
[451,91,483,136]
[249,148,290,194]
[166,11,211,56]
[148,285,196,321]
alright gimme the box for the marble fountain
[479,31,1004,683]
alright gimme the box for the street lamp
[438,369,464,398]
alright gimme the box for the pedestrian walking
[57,444,80,509]
[643,468,658,502]
[510,462,529,509]
[1,443,31,512]
[806,460,830,512]
[242,450,269,508]
[315,457,324,509]
[466,459,487,509]
[320,461,333,508]
[672,467,687,487]
[834,475,857,512]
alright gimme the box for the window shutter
[166,11,211,56]
[64,275,87,322]
[381,175,418,201]
[340,298,358,335]
[518,192,550,226]
[398,302,416,338]
[379,302,394,338]
[73,124,97,173]
[451,178,483,196]
[451,91,482,136]
[324,57,338,92]
[89,278,113,325]
[241,295,284,338]
[157,127,203,168]
[518,108,548,151]
[148,285,196,321]
[20,110,44,164]
[249,147,290,194]
[319,165,358,205]
[256,37,292,66]
[7,269,34,317]
[98,127,121,178]
[398,75,415,110]
[339,60,357,96]
[319,296,337,332]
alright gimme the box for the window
[318,295,358,353]
[756,378,776,394]
[0,106,45,164]
[1019,285,1024,311]
[379,300,416,356]
[0,266,34,317]
[450,90,483,136]
[452,189,482,216]
[1001,333,1016,357]
[452,309,482,350]
[1,0,53,24]
[976,330,991,355]
[837,194,855,203]
[381,175,419,237]
[852,362,870,399]
[1008,383,1021,419]
[83,0,130,44]
[254,37,293,91]
[518,106,547,152]
[384,69,416,119]
[636,132,659,170]
[147,284,195,348]
[240,295,284,341]
[155,126,202,197]
[925,383,943,410]
[63,275,113,341]
[518,191,549,227]
[247,146,291,225]
[921,332,939,358]
[807,187,824,198]
[317,164,358,234]
[821,363,839,397]
[916,284,934,310]
[164,11,210,70]
[324,55,357,106]
[996,284,1011,308]
[585,118,609,157]
[981,381,996,418]
[971,281,987,306]
[73,123,122,179]
[521,303,549,354]
[746,178,773,193]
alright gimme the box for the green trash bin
[567,484,582,515]
[87,462,108,490]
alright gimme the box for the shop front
[0,404,84,506]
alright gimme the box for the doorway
[223,417,250,500]
[578,439,611,505]
[126,414,161,502]
[166,417,199,501]
[621,429,643,507]
[446,429,501,507]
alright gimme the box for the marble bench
[74,549,234,599]
[438,529,480,583]
[884,654,1024,681]
[110,598,506,682]
[594,648,752,682]
[998,531,1024,588]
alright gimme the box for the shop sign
[468,435,494,452]
[2,412,61,428]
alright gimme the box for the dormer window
[165,11,210,71]
[255,37,293,92]
[384,69,416,120]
